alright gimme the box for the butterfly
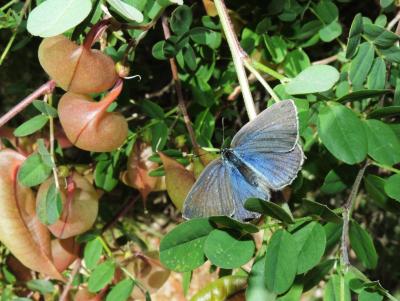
[182,99,304,221]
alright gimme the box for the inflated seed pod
[38,35,118,94]
[58,80,128,152]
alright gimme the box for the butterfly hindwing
[231,99,299,153]
[233,144,304,190]
[182,159,235,219]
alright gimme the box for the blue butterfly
[182,99,304,221]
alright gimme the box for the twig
[387,10,400,31]
[0,80,56,128]
[59,259,82,301]
[145,79,174,99]
[161,15,200,152]
[102,196,139,233]
[243,59,280,103]
[312,54,338,65]
[228,73,256,101]
[214,0,257,120]
[341,161,369,268]
[0,0,31,65]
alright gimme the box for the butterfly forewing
[231,100,299,153]
[182,159,235,219]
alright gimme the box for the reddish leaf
[0,149,62,280]
[51,237,80,272]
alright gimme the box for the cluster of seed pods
[39,35,128,152]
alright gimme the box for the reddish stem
[58,175,76,238]
[0,80,56,129]
[83,19,112,50]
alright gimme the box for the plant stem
[372,161,400,174]
[243,59,280,103]
[47,93,60,190]
[250,60,286,81]
[341,161,369,269]
[214,0,257,120]
[0,80,56,128]
[161,15,200,153]
[59,259,81,301]
[0,0,19,11]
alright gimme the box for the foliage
[0,0,400,300]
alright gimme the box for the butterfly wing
[226,162,270,221]
[182,159,235,219]
[231,100,299,153]
[233,144,304,190]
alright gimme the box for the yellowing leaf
[159,152,195,210]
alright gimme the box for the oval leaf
[384,173,400,202]
[204,229,255,269]
[159,218,214,272]
[17,153,53,187]
[107,0,144,22]
[13,115,48,137]
[285,65,339,95]
[106,279,135,301]
[244,198,294,224]
[318,102,368,164]
[349,221,378,269]
[88,260,116,293]
[265,229,299,294]
[27,0,92,37]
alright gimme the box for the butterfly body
[183,100,304,221]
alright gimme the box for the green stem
[0,0,18,12]
[244,59,281,103]
[214,0,257,120]
[371,161,400,174]
[250,60,286,81]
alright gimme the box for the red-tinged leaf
[159,152,196,210]
[51,237,80,272]
[127,141,165,201]
[0,149,63,280]
[75,287,103,301]
[37,173,99,239]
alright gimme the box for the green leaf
[36,182,62,225]
[152,40,168,60]
[380,45,400,63]
[26,279,54,294]
[84,238,103,270]
[27,0,92,37]
[37,139,54,168]
[246,255,277,301]
[380,0,394,7]
[17,153,52,187]
[368,106,400,118]
[358,289,383,301]
[141,100,165,119]
[324,274,351,301]
[349,221,378,269]
[364,119,400,166]
[94,159,119,192]
[183,45,197,71]
[324,223,342,251]
[106,279,135,301]
[88,260,116,293]
[318,102,368,164]
[303,259,335,292]
[107,0,143,22]
[264,35,287,63]
[190,27,221,49]
[336,89,390,103]
[277,278,303,301]
[209,216,259,233]
[364,175,388,208]
[283,49,310,77]
[302,200,342,223]
[285,65,339,95]
[244,198,294,224]
[33,100,58,117]
[314,0,338,23]
[346,13,363,59]
[265,229,299,294]
[292,222,326,274]
[204,229,254,269]
[152,121,169,151]
[349,42,374,88]
[321,170,347,195]
[384,173,400,202]
[170,5,192,35]
[13,114,48,137]
[319,21,342,42]
[159,218,214,272]
[367,58,386,90]
[363,23,399,48]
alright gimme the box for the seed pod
[58,81,128,152]
[38,35,118,94]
